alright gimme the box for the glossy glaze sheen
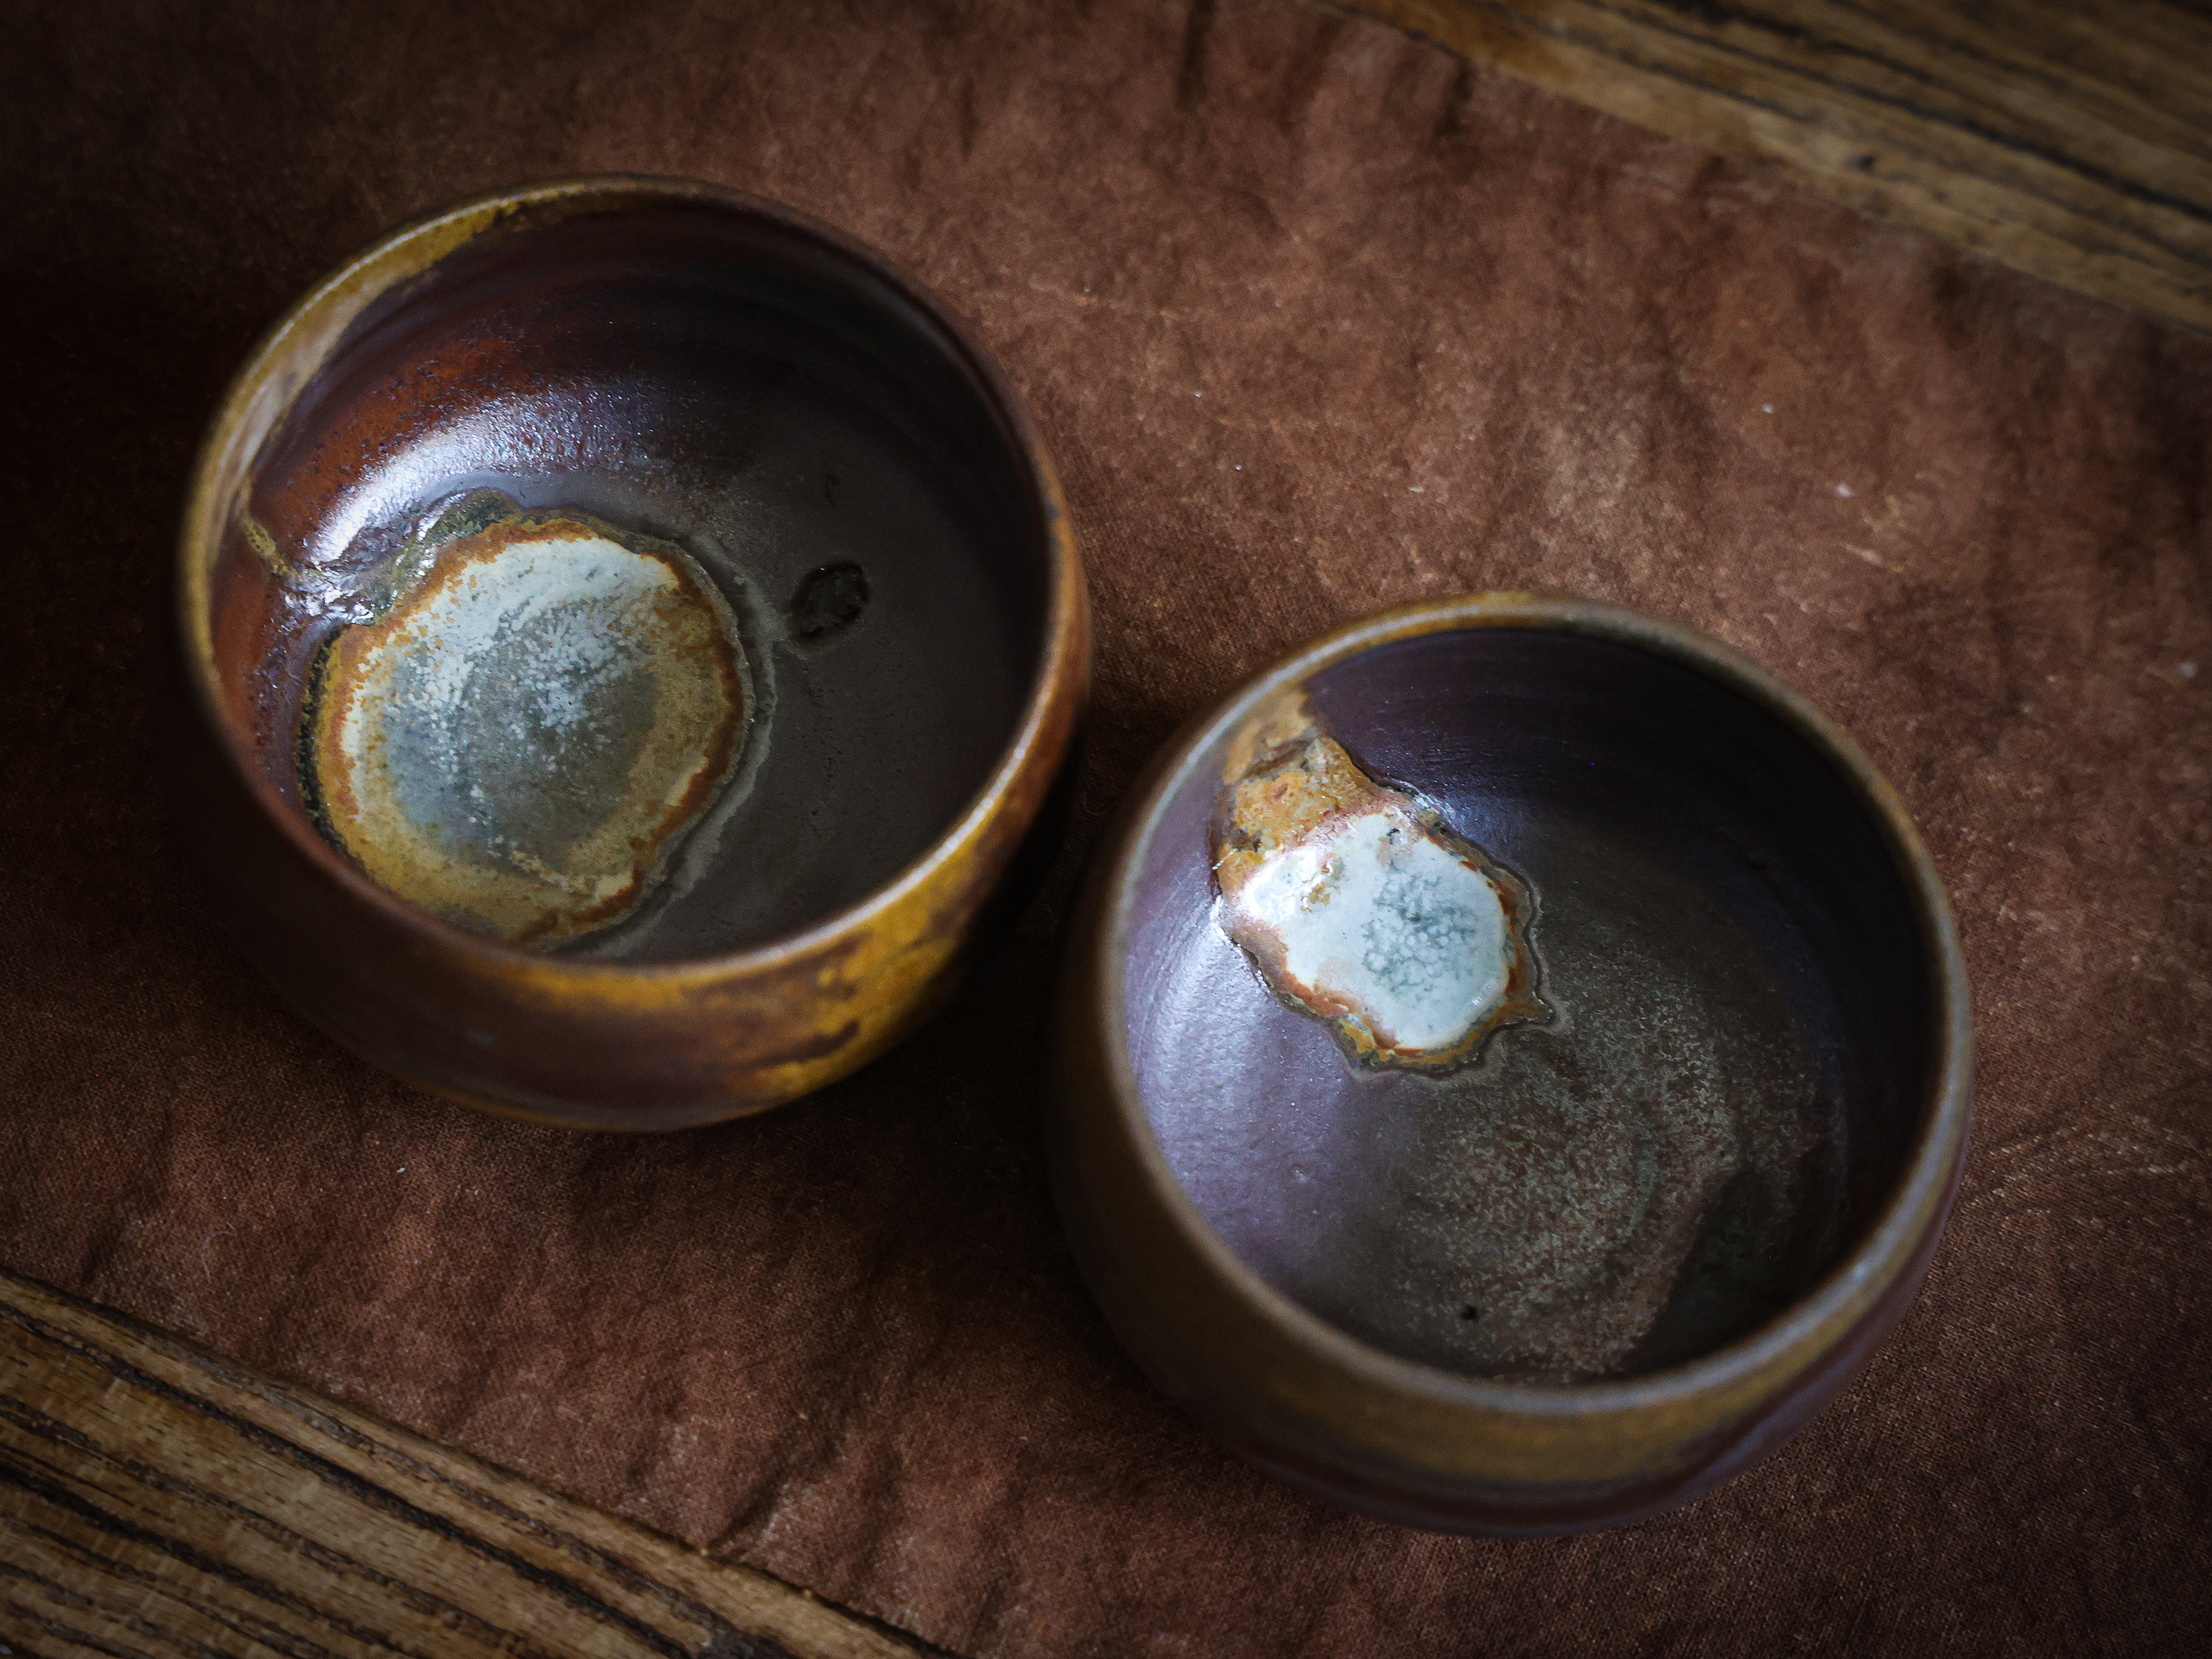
[176,178,1087,1129]
[1210,710,1545,1070]
[1050,595,1969,1533]
[308,505,752,946]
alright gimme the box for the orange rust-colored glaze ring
[1050,594,1970,1533]
[175,178,1087,1130]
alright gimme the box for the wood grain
[0,1267,938,1659]
[1340,0,2212,334]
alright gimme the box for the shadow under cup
[1053,598,1970,1532]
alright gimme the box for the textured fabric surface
[3,2,2208,1654]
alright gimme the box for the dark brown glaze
[175,178,1088,1128]
[1050,594,1970,1533]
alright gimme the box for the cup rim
[1088,592,1974,1412]
[176,174,1085,982]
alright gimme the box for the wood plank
[1341,0,2212,334]
[0,1267,940,1659]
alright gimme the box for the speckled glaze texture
[307,499,754,946]
[1210,692,1546,1069]
[1050,594,1971,1533]
[176,178,1088,1129]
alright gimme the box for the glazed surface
[1210,703,1545,1070]
[216,202,1047,959]
[309,503,751,945]
[1130,628,1928,1383]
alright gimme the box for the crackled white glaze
[315,516,748,945]
[1223,799,1514,1054]
[1209,702,1543,1069]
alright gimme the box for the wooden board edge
[1335,0,2212,337]
[0,1264,952,1659]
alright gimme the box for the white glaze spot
[1225,802,1514,1055]
[315,515,747,945]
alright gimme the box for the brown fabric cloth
[3,1,2208,1653]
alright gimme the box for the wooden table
[0,1270,927,1658]
[1354,0,2212,335]
[5,4,2206,1655]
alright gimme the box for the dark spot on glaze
[789,562,871,643]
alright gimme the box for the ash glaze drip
[1210,693,1547,1070]
[303,498,750,946]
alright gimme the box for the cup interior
[196,190,1051,960]
[1121,623,1936,1384]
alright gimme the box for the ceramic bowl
[174,177,1086,1130]
[1050,594,1969,1533]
